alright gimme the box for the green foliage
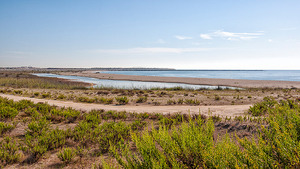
[130,120,147,130]
[110,99,300,168]
[57,94,66,99]
[41,92,51,98]
[77,96,95,103]
[111,118,215,168]
[0,106,18,120]
[0,137,21,166]
[184,99,200,105]
[136,96,147,103]
[177,98,184,104]
[84,110,102,126]
[25,127,67,159]
[13,90,22,95]
[167,99,176,105]
[0,122,15,135]
[49,107,80,122]
[214,95,221,100]
[115,96,129,105]
[0,77,87,89]
[94,122,130,154]
[249,96,277,116]
[57,147,77,163]
[26,118,49,136]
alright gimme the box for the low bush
[249,96,277,116]
[33,92,40,97]
[0,106,18,120]
[0,137,21,166]
[77,96,95,103]
[177,98,184,104]
[110,99,300,169]
[115,96,129,105]
[0,122,15,135]
[41,93,51,98]
[95,122,130,154]
[57,147,77,163]
[167,99,176,105]
[136,96,147,103]
[184,99,200,105]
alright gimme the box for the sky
[0,0,300,69]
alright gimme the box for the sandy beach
[60,71,300,89]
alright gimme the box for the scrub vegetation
[1,71,300,168]
[0,96,299,168]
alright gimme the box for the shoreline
[59,71,300,89]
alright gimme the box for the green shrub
[136,96,147,103]
[25,128,67,159]
[41,93,51,98]
[77,96,95,103]
[94,122,130,154]
[57,147,77,163]
[13,90,22,95]
[110,99,300,169]
[49,108,80,122]
[84,110,102,126]
[249,96,277,116]
[0,137,21,165]
[26,118,49,136]
[214,95,221,100]
[177,98,184,104]
[184,99,200,105]
[57,94,66,99]
[130,120,147,130]
[111,111,127,122]
[15,99,35,110]
[0,122,15,135]
[98,97,114,104]
[0,106,18,120]
[115,96,129,105]
[167,99,176,105]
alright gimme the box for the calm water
[101,70,300,81]
[33,73,235,90]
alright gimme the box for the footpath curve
[0,94,251,117]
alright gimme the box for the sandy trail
[0,94,251,117]
[60,71,300,89]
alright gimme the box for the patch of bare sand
[60,71,300,89]
[0,94,251,117]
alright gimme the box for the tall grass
[0,77,88,89]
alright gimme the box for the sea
[101,70,300,82]
[34,70,300,90]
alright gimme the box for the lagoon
[33,73,236,90]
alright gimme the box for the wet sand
[60,71,300,89]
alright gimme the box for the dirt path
[0,94,251,117]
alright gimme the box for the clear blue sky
[1,0,299,69]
